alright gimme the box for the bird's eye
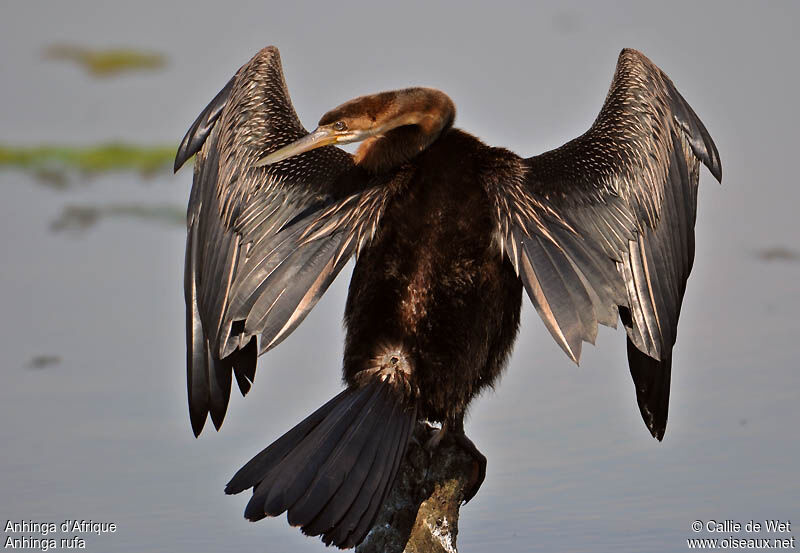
[333,121,347,131]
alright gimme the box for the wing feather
[488,49,721,438]
[175,47,388,434]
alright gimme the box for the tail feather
[227,381,416,548]
[259,384,379,518]
[282,385,386,524]
[337,406,415,549]
[288,385,393,528]
[302,393,399,537]
[242,388,371,519]
[225,391,346,495]
[322,407,405,547]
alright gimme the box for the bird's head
[255,88,454,171]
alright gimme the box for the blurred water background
[1,2,798,552]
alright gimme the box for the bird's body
[174,46,721,548]
[343,129,523,423]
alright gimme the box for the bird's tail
[225,379,417,548]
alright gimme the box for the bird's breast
[342,145,510,386]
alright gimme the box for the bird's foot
[420,421,486,504]
[451,432,486,504]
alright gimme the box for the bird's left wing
[485,49,721,439]
[175,47,388,435]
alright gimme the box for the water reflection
[50,203,184,233]
[26,355,62,370]
[754,246,800,263]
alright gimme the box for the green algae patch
[0,143,179,183]
[44,44,166,76]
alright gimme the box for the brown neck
[355,88,455,173]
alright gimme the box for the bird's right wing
[486,49,721,439]
[175,47,390,435]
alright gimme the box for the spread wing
[489,49,721,439]
[175,47,388,436]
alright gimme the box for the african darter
[174,46,721,548]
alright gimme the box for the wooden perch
[356,423,480,553]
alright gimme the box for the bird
[173,46,721,549]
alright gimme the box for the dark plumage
[174,46,721,548]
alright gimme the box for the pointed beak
[254,127,342,167]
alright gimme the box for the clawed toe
[424,423,447,451]
[452,432,486,504]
